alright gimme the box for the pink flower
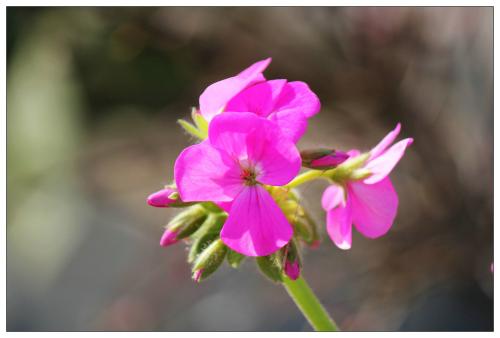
[147,188,177,208]
[199,58,320,142]
[321,124,413,250]
[174,112,301,256]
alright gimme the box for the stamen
[241,168,257,186]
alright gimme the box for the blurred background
[7,7,493,331]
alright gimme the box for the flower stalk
[283,276,339,331]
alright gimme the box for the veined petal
[199,58,271,121]
[326,193,353,250]
[321,184,346,211]
[174,141,244,202]
[220,185,293,256]
[225,80,287,117]
[363,138,413,184]
[268,109,308,143]
[349,178,398,238]
[368,123,401,160]
[209,112,301,186]
[274,81,321,118]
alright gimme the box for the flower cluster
[148,58,413,283]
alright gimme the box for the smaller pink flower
[284,260,300,281]
[322,123,413,250]
[159,228,179,247]
[147,188,177,208]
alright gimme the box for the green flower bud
[227,250,246,268]
[201,202,225,214]
[256,254,283,283]
[192,239,227,282]
[188,232,219,264]
[191,213,227,239]
[167,204,208,240]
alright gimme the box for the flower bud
[147,186,195,208]
[256,254,283,283]
[147,188,177,207]
[227,249,246,268]
[192,269,204,283]
[188,231,219,263]
[301,149,349,169]
[192,239,227,282]
[159,228,179,247]
[283,240,301,281]
[160,205,208,247]
[284,260,300,281]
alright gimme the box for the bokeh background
[7,7,493,331]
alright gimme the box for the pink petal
[209,112,301,186]
[273,81,321,118]
[220,185,293,256]
[199,58,271,122]
[174,141,244,202]
[347,149,361,157]
[225,80,287,117]
[363,138,413,184]
[368,123,401,160]
[326,193,353,250]
[268,109,308,143]
[237,57,272,79]
[216,201,232,213]
[321,184,345,211]
[348,177,398,238]
[147,188,177,208]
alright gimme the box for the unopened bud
[159,228,179,247]
[147,187,195,208]
[291,211,320,248]
[301,149,349,169]
[256,254,283,283]
[147,188,177,207]
[227,250,246,268]
[283,240,302,281]
[161,205,207,246]
[192,269,204,283]
[191,239,227,282]
[284,260,300,281]
[188,231,219,263]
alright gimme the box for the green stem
[285,170,329,189]
[283,276,339,331]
